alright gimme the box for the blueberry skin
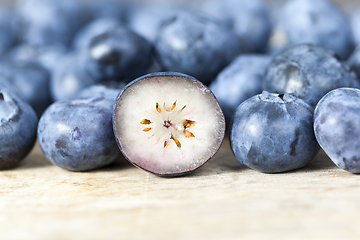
[80,25,152,82]
[263,44,360,109]
[38,97,122,172]
[200,0,272,53]
[314,88,360,173]
[15,0,85,48]
[72,17,122,51]
[230,91,319,173]
[277,0,355,60]
[0,61,51,117]
[209,54,271,121]
[154,10,243,85]
[0,88,38,169]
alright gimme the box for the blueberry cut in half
[113,72,226,176]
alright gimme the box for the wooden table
[0,137,359,240]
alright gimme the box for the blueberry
[80,25,153,82]
[0,61,51,117]
[209,54,271,121]
[15,0,85,48]
[275,0,355,60]
[154,10,243,85]
[0,88,38,169]
[314,87,360,173]
[230,91,319,173]
[263,44,360,108]
[200,0,272,53]
[113,72,225,176]
[38,97,122,172]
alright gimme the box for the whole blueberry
[209,54,271,121]
[38,97,122,171]
[230,91,319,173]
[314,88,360,173]
[15,0,85,48]
[200,0,272,53]
[154,10,243,85]
[276,0,355,60]
[263,44,360,108]
[0,88,38,169]
[0,61,51,117]
[80,25,152,82]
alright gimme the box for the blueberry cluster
[0,0,359,175]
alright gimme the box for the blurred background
[1,0,360,116]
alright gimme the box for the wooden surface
[1,137,360,240]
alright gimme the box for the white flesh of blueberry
[114,75,225,175]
